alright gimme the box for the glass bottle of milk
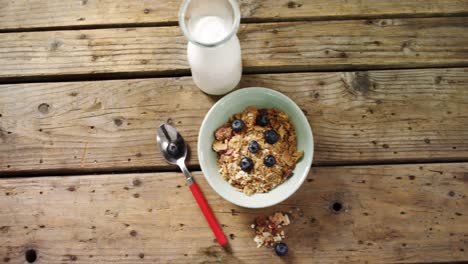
[179,0,242,95]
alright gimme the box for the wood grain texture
[1,68,467,173]
[0,163,467,263]
[1,17,467,80]
[1,0,468,31]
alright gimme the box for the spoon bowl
[156,124,187,164]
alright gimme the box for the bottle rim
[178,0,241,48]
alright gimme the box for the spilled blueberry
[264,155,276,167]
[231,119,245,132]
[274,242,288,256]
[248,141,260,153]
[256,113,269,126]
[240,157,254,172]
[264,129,280,144]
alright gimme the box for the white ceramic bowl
[198,87,314,208]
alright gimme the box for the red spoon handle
[189,183,227,246]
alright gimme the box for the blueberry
[248,140,260,154]
[264,155,276,167]
[256,113,269,126]
[231,119,245,132]
[240,157,254,172]
[264,129,280,144]
[167,142,180,157]
[274,242,288,256]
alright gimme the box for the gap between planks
[2,160,468,179]
[2,65,468,86]
[2,12,468,34]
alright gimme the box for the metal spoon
[156,123,227,247]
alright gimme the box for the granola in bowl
[212,106,303,196]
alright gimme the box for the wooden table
[1,1,468,263]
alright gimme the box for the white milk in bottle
[186,15,242,95]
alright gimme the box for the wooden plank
[1,17,467,80]
[0,163,467,263]
[1,68,467,174]
[1,0,468,31]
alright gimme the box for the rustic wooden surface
[1,17,467,81]
[1,68,467,174]
[1,0,468,31]
[1,0,468,263]
[0,163,467,263]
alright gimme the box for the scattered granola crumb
[252,212,291,248]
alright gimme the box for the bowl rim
[198,87,314,208]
